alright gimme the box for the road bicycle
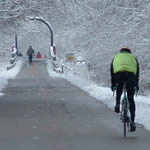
[120,82,130,137]
[113,83,137,137]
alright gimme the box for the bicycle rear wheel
[123,110,127,137]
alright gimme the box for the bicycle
[120,82,130,137]
[113,83,136,137]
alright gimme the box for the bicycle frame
[121,83,130,137]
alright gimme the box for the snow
[1,0,150,95]
[1,0,150,133]
[0,60,23,96]
[47,60,150,132]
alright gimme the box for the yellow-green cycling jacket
[110,51,139,86]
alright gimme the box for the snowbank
[0,60,23,96]
[47,60,150,131]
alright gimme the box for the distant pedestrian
[26,46,35,64]
[36,51,42,59]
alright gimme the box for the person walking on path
[26,46,35,64]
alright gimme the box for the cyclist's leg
[115,72,125,112]
[116,72,124,105]
[116,84,123,105]
[126,73,136,131]
[127,86,135,122]
[126,74,136,122]
[127,89,136,131]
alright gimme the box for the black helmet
[120,46,131,53]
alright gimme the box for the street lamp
[29,17,53,46]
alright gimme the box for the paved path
[0,60,150,150]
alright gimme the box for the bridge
[0,59,150,150]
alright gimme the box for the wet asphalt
[0,60,150,150]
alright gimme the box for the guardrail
[7,45,17,70]
[61,64,85,76]
[48,49,90,77]
[50,57,87,75]
[54,61,88,77]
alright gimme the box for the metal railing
[7,45,17,70]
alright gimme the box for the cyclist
[110,47,139,132]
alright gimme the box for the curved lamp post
[29,17,53,46]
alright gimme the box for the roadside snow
[47,61,150,131]
[0,60,23,96]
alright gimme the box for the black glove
[135,84,139,92]
[111,85,116,91]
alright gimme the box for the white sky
[0,60,150,133]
